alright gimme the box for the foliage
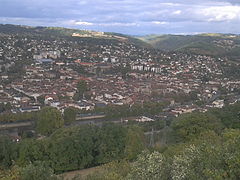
[37,95,45,105]
[20,161,59,180]
[75,80,88,100]
[85,160,131,180]
[139,34,240,57]
[0,112,37,123]
[1,124,145,174]
[209,102,240,129]
[0,103,12,113]
[0,136,18,168]
[94,123,128,164]
[47,126,96,172]
[36,107,64,135]
[17,139,45,166]
[2,101,240,179]
[171,130,240,180]
[0,165,21,180]
[124,126,145,160]
[172,112,223,142]
[93,101,169,120]
[63,107,77,125]
[125,129,240,180]
[127,151,167,180]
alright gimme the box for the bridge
[0,121,33,130]
[76,113,106,121]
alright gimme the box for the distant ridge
[0,24,150,48]
[137,33,240,60]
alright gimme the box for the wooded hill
[138,33,240,60]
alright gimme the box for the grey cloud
[0,0,240,34]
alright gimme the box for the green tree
[63,107,77,125]
[170,130,240,180]
[222,129,240,179]
[37,95,45,105]
[127,151,167,180]
[5,102,12,111]
[18,139,45,166]
[124,126,145,160]
[20,161,59,180]
[209,102,240,129]
[172,112,223,142]
[0,165,21,180]
[47,126,96,172]
[0,136,18,168]
[36,107,64,135]
[76,80,88,99]
[95,124,127,164]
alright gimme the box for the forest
[0,103,240,179]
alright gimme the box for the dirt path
[61,166,101,180]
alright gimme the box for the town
[1,0,240,177]
[1,32,240,122]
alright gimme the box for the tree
[0,136,17,168]
[222,129,240,179]
[20,161,59,180]
[76,80,88,99]
[5,102,12,111]
[0,103,12,113]
[18,139,45,166]
[95,123,127,164]
[209,102,240,129]
[47,126,96,172]
[124,126,145,160]
[172,112,223,142]
[36,107,64,135]
[0,103,5,113]
[63,107,77,125]
[1,65,5,72]
[0,165,21,180]
[127,151,167,180]
[37,95,45,105]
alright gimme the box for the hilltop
[138,33,240,60]
[0,24,149,48]
[3,24,240,60]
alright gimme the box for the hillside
[138,34,240,60]
[0,24,149,48]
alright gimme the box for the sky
[0,0,240,35]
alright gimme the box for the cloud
[173,10,182,15]
[0,0,240,34]
[70,20,94,26]
[199,5,240,22]
[152,21,169,25]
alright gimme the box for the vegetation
[36,107,64,135]
[0,24,149,48]
[0,136,18,168]
[81,103,240,180]
[0,124,145,178]
[172,112,223,142]
[1,102,240,179]
[0,102,12,113]
[20,161,59,180]
[63,107,77,125]
[91,101,169,120]
[0,112,37,123]
[74,80,88,100]
[138,34,240,58]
